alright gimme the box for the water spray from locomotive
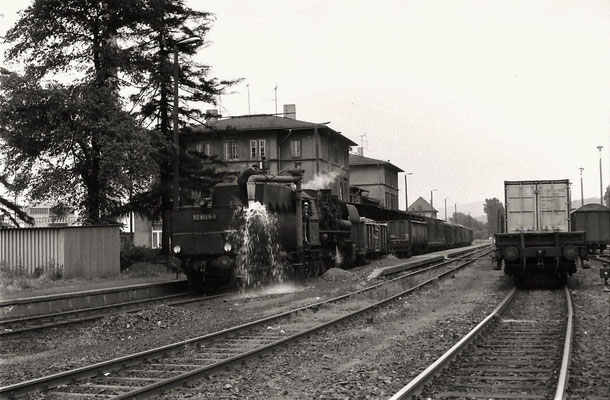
[230,201,287,288]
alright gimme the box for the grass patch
[0,265,63,292]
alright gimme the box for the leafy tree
[4,1,235,237]
[2,1,151,223]
[0,176,33,227]
[0,71,153,223]
[450,212,486,239]
[604,185,610,208]
[484,198,505,236]
[122,0,238,252]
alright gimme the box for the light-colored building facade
[348,154,403,210]
[408,196,438,219]
[186,105,357,201]
[23,203,79,227]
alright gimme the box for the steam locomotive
[169,171,473,291]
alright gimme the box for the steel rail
[0,247,489,399]
[110,249,492,400]
[0,293,230,337]
[389,286,517,400]
[389,285,573,400]
[554,286,573,400]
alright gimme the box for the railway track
[0,246,491,399]
[0,293,226,337]
[590,254,610,264]
[390,286,573,400]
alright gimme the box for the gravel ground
[157,258,513,399]
[0,255,416,385]
[567,261,610,400]
[5,251,605,400]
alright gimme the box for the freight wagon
[571,204,610,254]
[494,180,587,285]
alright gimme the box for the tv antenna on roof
[273,85,278,116]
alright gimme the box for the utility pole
[404,172,413,211]
[454,203,457,223]
[579,167,584,207]
[444,197,450,221]
[246,84,251,115]
[430,188,437,216]
[273,85,278,116]
[598,145,604,205]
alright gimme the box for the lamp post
[430,188,437,216]
[579,167,584,207]
[173,36,202,211]
[404,172,413,211]
[597,145,604,205]
[444,197,450,221]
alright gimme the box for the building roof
[408,196,438,213]
[191,114,357,146]
[349,154,404,172]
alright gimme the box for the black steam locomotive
[169,172,473,291]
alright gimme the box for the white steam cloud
[303,170,340,190]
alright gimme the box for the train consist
[494,180,588,285]
[169,169,473,291]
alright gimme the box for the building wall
[350,164,400,209]
[192,128,351,201]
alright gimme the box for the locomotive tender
[494,179,588,285]
[169,169,473,291]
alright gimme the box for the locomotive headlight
[173,245,181,254]
[224,242,232,252]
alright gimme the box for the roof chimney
[283,104,296,119]
[357,147,364,156]
[205,109,218,123]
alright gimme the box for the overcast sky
[2,1,609,215]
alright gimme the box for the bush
[120,245,162,271]
[0,263,63,291]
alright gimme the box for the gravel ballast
[2,252,607,400]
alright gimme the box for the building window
[250,140,257,158]
[151,228,162,249]
[249,139,266,159]
[223,142,238,160]
[290,140,301,157]
[196,142,211,156]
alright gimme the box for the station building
[185,105,357,201]
[348,153,403,210]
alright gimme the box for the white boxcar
[504,180,570,233]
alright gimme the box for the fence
[0,225,120,279]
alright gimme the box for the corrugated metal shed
[0,226,120,278]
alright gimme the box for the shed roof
[349,154,404,172]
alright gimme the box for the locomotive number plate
[193,214,217,221]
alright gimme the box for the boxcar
[571,204,610,253]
